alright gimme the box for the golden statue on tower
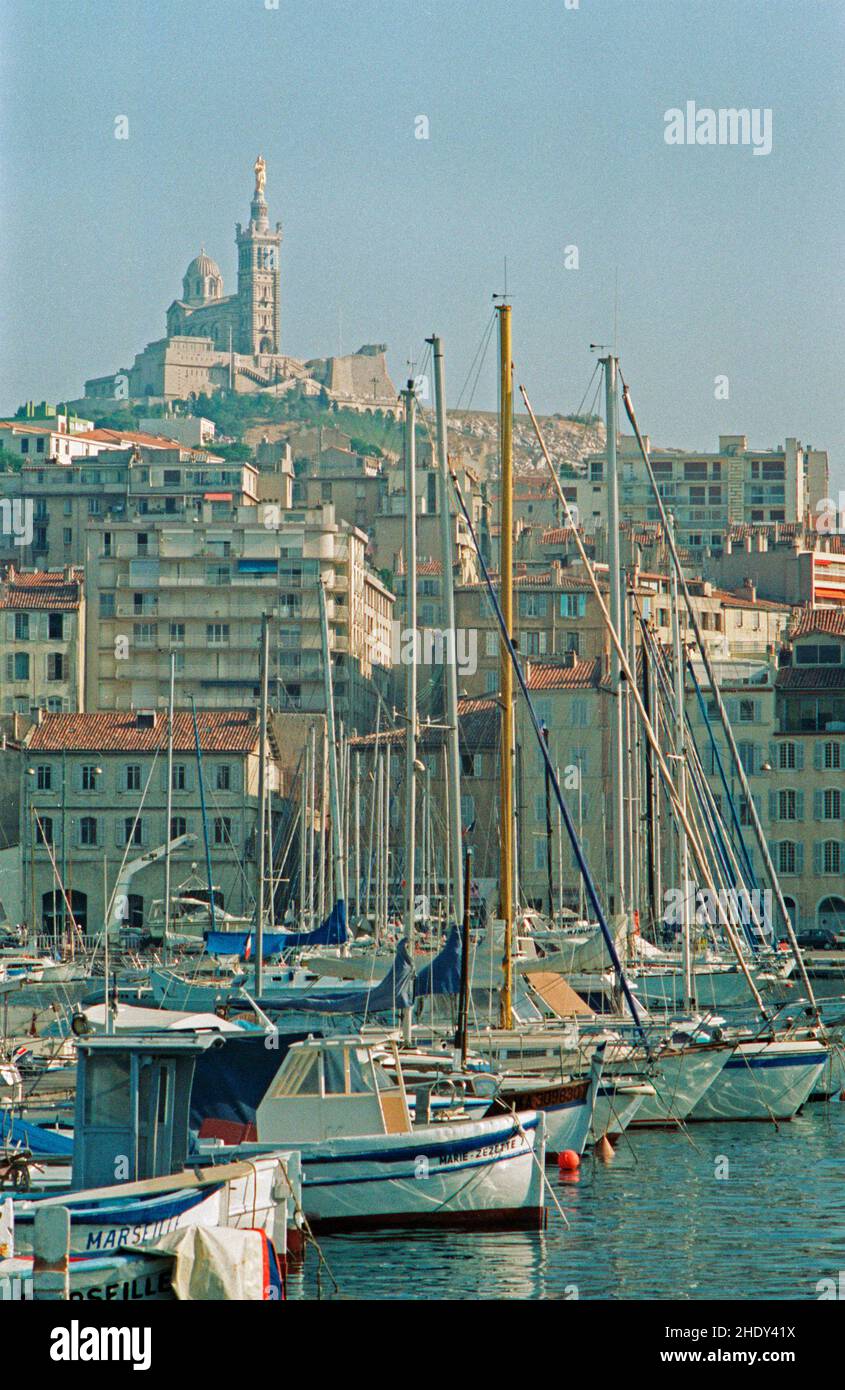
[254,154,266,197]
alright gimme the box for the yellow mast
[497,303,514,1029]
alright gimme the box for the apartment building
[84,501,393,730]
[21,708,281,937]
[0,567,85,715]
[12,440,257,568]
[574,434,829,560]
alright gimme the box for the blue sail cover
[415,924,463,997]
[255,938,415,1017]
[205,900,348,959]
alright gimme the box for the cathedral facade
[82,159,395,406]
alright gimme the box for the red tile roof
[73,429,187,450]
[788,608,845,639]
[0,568,83,611]
[27,710,259,753]
[526,658,602,690]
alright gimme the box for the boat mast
[402,378,418,1041]
[318,580,347,932]
[669,516,693,1009]
[163,651,175,964]
[429,334,464,928]
[602,354,627,932]
[497,302,514,1029]
[255,612,269,994]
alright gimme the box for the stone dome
[182,248,223,305]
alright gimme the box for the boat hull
[689,1040,827,1121]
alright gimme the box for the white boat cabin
[256,1036,412,1143]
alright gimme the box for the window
[80,816,97,847]
[561,594,586,618]
[125,765,141,791]
[824,742,841,770]
[460,795,476,828]
[778,742,796,771]
[823,789,841,821]
[124,817,143,846]
[213,816,232,845]
[823,841,841,875]
[485,631,498,658]
[172,764,186,790]
[485,671,498,694]
[103,532,112,558]
[11,652,29,681]
[62,528,72,546]
[534,839,547,871]
[796,643,842,666]
[520,593,548,618]
[81,765,98,791]
[207,623,229,645]
[170,816,186,839]
[99,592,115,618]
[571,699,588,728]
[14,613,29,640]
[48,613,63,640]
[47,653,64,681]
[738,742,756,775]
[776,789,800,821]
[206,564,231,586]
[738,700,756,723]
[133,623,158,646]
[36,816,53,844]
[88,498,100,516]
[169,622,185,644]
[777,841,798,875]
[215,764,231,791]
[137,533,149,556]
[36,765,52,791]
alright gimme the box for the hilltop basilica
[81,158,395,407]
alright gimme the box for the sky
[1,0,843,481]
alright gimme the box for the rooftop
[27,710,260,754]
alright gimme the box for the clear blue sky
[1,0,842,480]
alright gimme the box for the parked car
[795,927,845,952]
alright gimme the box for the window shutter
[768,791,778,821]
[795,744,804,771]
[795,791,805,821]
[814,744,823,771]
[795,843,804,875]
[115,820,125,848]
[4,655,12,683]
[814,789,823,821]
[813,842,822,875]
[538,631,547,655]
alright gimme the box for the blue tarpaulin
[205,900,348,959]
[415,924,463,997]
[0,1113,74,1157]
[254,938,415,1017]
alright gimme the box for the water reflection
[293,1104,845,1300]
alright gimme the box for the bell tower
[235,155,282,356]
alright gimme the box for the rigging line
[454,309,498,412]
[618,366,820,1021]
[447,465,651,1053]
[572,360,601,424]
[519,384,769,1016]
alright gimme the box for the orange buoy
[595,1135,614,1161]
[557,1150,580,1171]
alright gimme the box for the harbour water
[293,1103,845,1301]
